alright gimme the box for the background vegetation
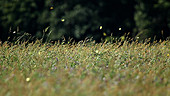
[0,0,170,42]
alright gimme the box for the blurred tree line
[0,0,170,42]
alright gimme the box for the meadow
[0,39,169,96]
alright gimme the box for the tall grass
[0,39,169,96]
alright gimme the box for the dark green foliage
[134,0,170,41]
[48,0,100,41]
[48,0,135,42]
[0,0,48,41]
[0,0,169,42]
[0,0,135,42]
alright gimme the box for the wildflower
[119,28,122,31]
[95,50,99,53]
[38,51,41,55]
[52,67,57,70]
[26,78,30,82]
[103,77,106,81]
[56,57,58,61]
[167,54,169,57]
[34,65,37,68]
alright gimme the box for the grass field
[0,40,169,96]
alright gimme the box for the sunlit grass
[0,39,169,96]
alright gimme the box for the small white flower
[34,65,37,68]
[95,50,99,53]
[38,51,41,55]
[26,78,30,82]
